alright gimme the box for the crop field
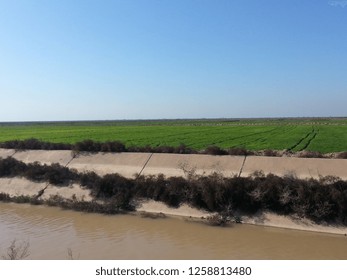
[0,118,346,153]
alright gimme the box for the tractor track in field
[196,126,282,147]
[167,128,278,148]
[299,129,319,151]
[287,127,318,152]
[229,126,297,149]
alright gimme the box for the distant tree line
[1,157,347,224]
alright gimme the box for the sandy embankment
[0,149,93,201]
[141,153,244,177]
[12,150,73,166]
[137,200,347,235]
[242,156,347,180]
[68,152,152,178]
[0,177,93,202]
[3,149,347,180]
[0,148,16,158]
[1,149,347,235]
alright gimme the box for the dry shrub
[228,147,254,156]
[336,152,347,159]
[0,157,27,177]
[140,212,166,219]
[206,214,229,227]
[263,149,280,157]
[0,138,71,150]
[1,239,30,260]
[73,140,126,153]
[204,146,227,155]
[2,157,347,224]
[297,151,323,158]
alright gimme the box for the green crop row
[0,119,346,153]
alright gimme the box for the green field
[0,118,347,153]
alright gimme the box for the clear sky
[0,0,346,121]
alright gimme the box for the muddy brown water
[0,203,347,260]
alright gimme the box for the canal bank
[2,148,347,180]
[1,149,347,236]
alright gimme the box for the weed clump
[297,151,323,158]
[204,146,228,155]
[0,138,71,150]
[228,147,254,156]
[337,152,347,159]
[73,140,126,153]
[262,149,280,157]
[1,239,30,260]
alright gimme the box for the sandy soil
[136,200,347,235]
[241,211,347,235]
[3,149,347,180]
[13,150,73,166]
[68,152,152,178]
[0,177,46,197]
[0,177,92,201]
[136,200,212,218]
[68,152,347,180]
[141,153,244,177]
[0,148,16,158]
[241,156,347,180]
[41,184,93,201]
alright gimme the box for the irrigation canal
[1,203,347,259]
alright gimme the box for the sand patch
[0,149,16,159]
[136,200,347,235]
[13,150,73,166]
[41,184,93,201]
[136,200,212,218]
[68,152,151,178]
[241,156,347,180]
[142,153,244,178]
[0,177,46,197]
[242,211,347,235]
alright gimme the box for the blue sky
[0,0,346,121]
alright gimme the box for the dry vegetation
[1,157,347,225]
[1,138,347,158]
[1,239,30,260]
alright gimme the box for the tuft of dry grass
[1,239,30,260]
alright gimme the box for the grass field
[0,118,346,153]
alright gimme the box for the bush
[0,138,71,150]
[0,193,11,202]
[337,152,347,159]
[80,171,101,189]
[24,162,78,185]
[204,146,227,155]
[298,151,323,158]
[263,149,280,157]
[0,157,27,177]
[206,214,230,227]
[100,141,126,153]
[73,140,101,153]
[228,147,254,156]
[73,140,126,153]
